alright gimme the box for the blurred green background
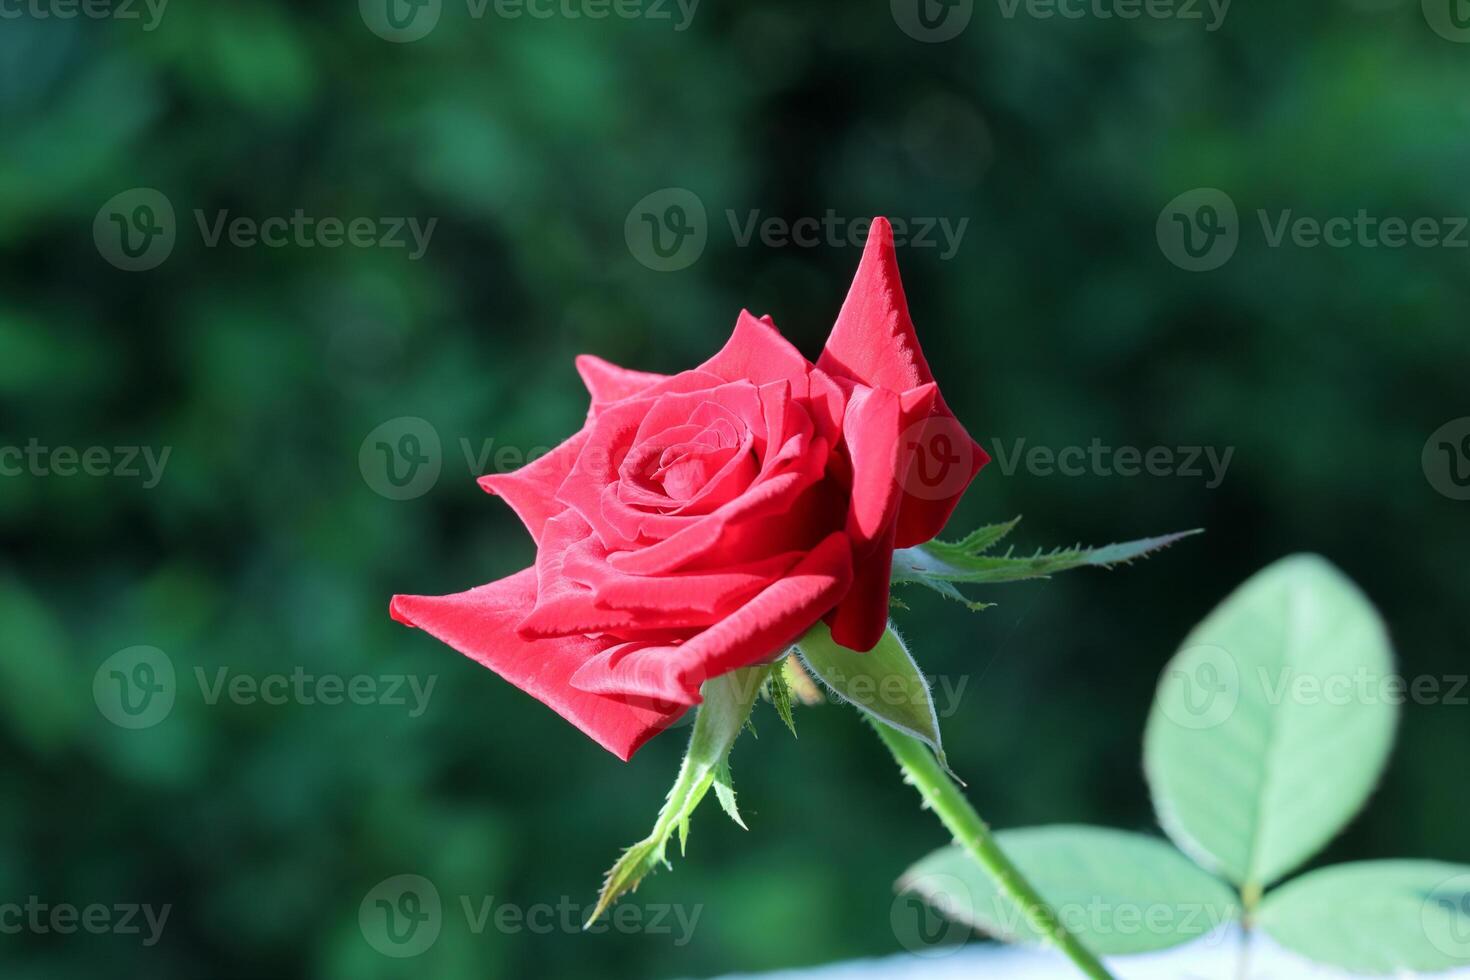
[2,1,1469,977]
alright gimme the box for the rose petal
[817,216,938,395]
[559,376,772,551]
[390,569,683,761]
[555,397,654,551]
[606,438,833,575]
[517,511,717,637]
[818,216,988,546]
[823,517,895,653]
[840,385,904,550]
[569,531,854,705]
[893,411,990,548]
[584,548,803,617]
[698,310,815,388]
[477,429,589,546]
[575,354,668,414]
[632,382,764,453]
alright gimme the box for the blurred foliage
[2,1,1469,978]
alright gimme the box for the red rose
[391,217,987,759]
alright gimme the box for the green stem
[873,721,1118,980]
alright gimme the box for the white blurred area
[697,929,1470,980]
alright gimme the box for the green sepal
[796,622,951,775]
[711,759,746,830]
[892,519,1200,609]
[587,665,768,926]
[765,667,797,737]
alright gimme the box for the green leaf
[711,759,746,830]
[587,665,767,925]
[795,622,947,769]
[765,668,797,738]
[932,517,1023,557]
[1257,860,1470,974]
[891,521,1200,608]
[1144,554,1397,890]
[899,825,1240,955]
[905,574,995,612]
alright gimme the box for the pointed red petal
[477,430,587,546]
[840,384,904,549]
[574,354,668,413]
[817,217,937,394]
[698,310,814,387]
[824,519,895,653]
[820,217,988,545]
[391,569,683,760]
